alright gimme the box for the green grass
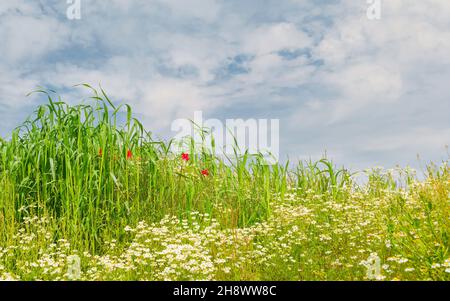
[0,86,449,281]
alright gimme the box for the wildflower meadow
[0,88,448,281]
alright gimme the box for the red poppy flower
[127,149,133,160]
[201,169,209,176]
[98,148,103,157]
[181,153,190,161]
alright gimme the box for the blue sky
[0,0,449,171]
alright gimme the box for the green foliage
[0,87,448,281]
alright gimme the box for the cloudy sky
[0,0,449,171]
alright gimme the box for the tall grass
[0,87,448,280]
[0,86,295,249]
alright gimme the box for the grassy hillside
[0,88,449,280]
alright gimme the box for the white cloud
[0,68,38,109]
[361,127,450,153]
[242,22,311,55]
[0,0,449,169]
[309,0,450,124]
[0,7,69,64]
[39,62,214,130]
[160,0,221,23]
[325,63,403,121]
